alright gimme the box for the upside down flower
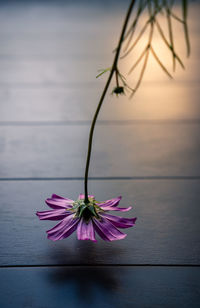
[36,194,137,242]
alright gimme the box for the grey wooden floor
[0,1,200,307]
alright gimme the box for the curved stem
[84,0,136,203]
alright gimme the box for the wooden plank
[0,84,200,122]
[0,59,198,85]
[0,123,199,177]
[0,2,198,43]
[0,266,200,308]
[0,2,124,36]
[0,180,199,265]
[0,4,198,86]
[0,32,114,59]
[0,60,101,84]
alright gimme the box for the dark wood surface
[0,1,200,307]
[1,267,200,308]
[1,180,200,266]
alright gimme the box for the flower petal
[78,194,95,200]
[93,216,126,241]
[51,194,74,203]
[77,219,97,242]
[36,209,70,221]
[46,215,73,235]
[47,214,80,241]
[98,196,121,207]
[98,196,132,211]
[45,198,73,210]
[100,213,137,228]
[100,205,132,212]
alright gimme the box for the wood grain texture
[0,84,200,122]
[0,2,199,87]
[0,1,200,307]
[0,59,199,85]
[0,123,199,177]
[0,180,199,266]
[1,266,200,308]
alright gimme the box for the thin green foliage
[84,0,191,201]
[182,0,190,56]
[96,67,111,78]
[97,0,190,98]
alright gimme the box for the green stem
[84,0,136,203]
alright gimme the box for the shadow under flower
[47,242,124,307]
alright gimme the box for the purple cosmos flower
[36,194,137,242]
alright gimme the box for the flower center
[72,197,102,221]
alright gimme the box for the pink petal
[98,196,131,212]
[93,216,126,241]
[100,213,137,228]
[98,196,121,207]
[100,205,132,212]
[77,219,96,242]
[51,194,74,203]
[45,198,73,210]
[47,214,80,241]
[36,209,70,221]
[47,215,73,234]
[78,194,95,200]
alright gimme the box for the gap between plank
[0,176,200,181]
[0,264,200,268]
[0,119,200,126]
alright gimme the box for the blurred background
[0,0,199,178]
